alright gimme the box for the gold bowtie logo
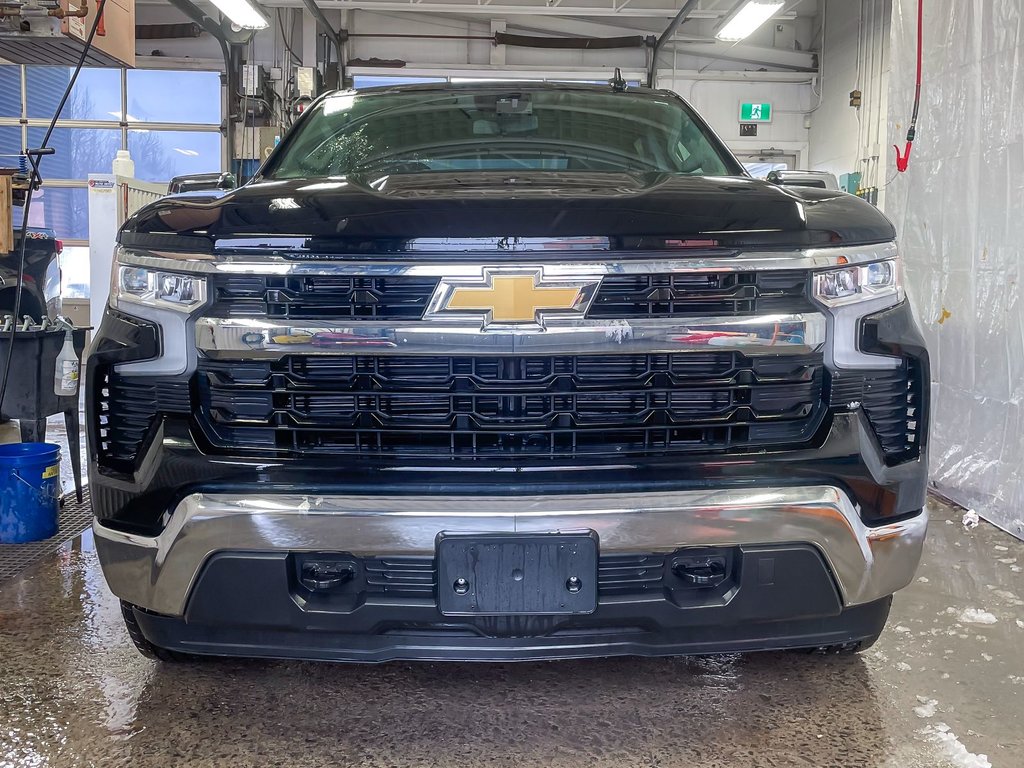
[426,268,601,329]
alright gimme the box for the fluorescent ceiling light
[207,0,269,30]
[716,0,785,42]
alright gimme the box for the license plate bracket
[437,532,598,616]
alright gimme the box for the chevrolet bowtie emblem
[425,268,602,330]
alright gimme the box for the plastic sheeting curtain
[887,0,1024,539]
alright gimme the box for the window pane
[26,67,121,120]
[59,245,91,299]
[0,65,21,117]
[26,186,89,240]
[128,129,221,182]
[28,127,122,178]
[0,126,23,158]
[126,70,221,124]
[267,89,737,178]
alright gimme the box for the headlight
[812,259,903,307]
[113,265,207,312]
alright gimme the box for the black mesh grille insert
[210,274,441,320]
[195,352,827,460]
[588,270,812,317]
[208,270,812,321]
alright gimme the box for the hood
[121,172,895,253]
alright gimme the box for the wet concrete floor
[0,497,1021,768]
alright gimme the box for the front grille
[195,351,826,460]
[208,270,811,321]
[209,274,441,320]
[589,270,813,317]
[93,368,190,472]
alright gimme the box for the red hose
[894,0,923,172]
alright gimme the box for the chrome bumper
[93,486,927,618]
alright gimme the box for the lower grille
[195,352,826,460]
[346,554,670,597]
[364,557,436,597]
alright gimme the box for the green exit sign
[739,102,773,122]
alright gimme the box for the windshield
[264,88,739,179]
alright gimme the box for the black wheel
[120,600,196,662]
[794,635,879,655]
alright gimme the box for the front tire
[120,600,195,662]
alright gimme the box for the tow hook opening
[668,548,737,591]
[293,554,361,594]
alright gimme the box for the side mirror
[167,172,237,195]
[766,170,838,191]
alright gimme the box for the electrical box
[296,66,316,99]
[840,172,862,195]
[242,65,267,98]
[233,125,279,162]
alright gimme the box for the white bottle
[54,329,80,397]
[112,149,135,178]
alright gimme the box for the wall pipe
[300,0,346,86]
[647,0,701,87]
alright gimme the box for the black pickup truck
[88,82,929,663]
[1,226,61,321]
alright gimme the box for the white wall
[886,0,1024,540]
[659,74,813,164]
[807,0,889,189]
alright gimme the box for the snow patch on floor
[921,723,991,768]
[914,697,938,718]
[958,608,998,625]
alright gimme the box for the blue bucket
[0,443,61,544]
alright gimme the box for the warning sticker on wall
[68,5,86,40]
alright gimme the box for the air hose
[893,0,923,172]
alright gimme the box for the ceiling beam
[493,14,708,40]
[668,39,815,70]
[247,0,800,20]
[493,13,815,71]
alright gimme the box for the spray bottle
[54,325,80,397]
